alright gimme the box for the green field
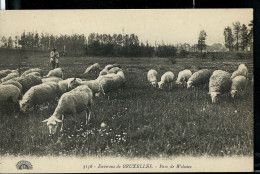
[0,53,254,158]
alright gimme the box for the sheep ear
[55,118,62,122]
[42,119,49,123]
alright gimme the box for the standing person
[50,47,60,69]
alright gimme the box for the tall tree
[7,37,13,48]
[224,26,234,51]
[248,20,253,51]
[233,21,241,51]
[1,36,7,48]
[197,30,207,53]
[240,24,248,51]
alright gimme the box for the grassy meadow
[0,52,254,158]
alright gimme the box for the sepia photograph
[0,9,254,172]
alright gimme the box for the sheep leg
[60,114,64,132]
[85,110,89,124]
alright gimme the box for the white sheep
[208,70,232,103]
[147,69,158,87]
[117,71,125,81]
[231,64,248,79]
[42,85,93,134]
[0,69,17,79]
[187,69,212,89]
[46,68,64,79]
[98,73,125,94]
[84,63,101,74]
[68,78,104,97]
[230,76,247,98]
[42,77,63,83]
[13,74,42,93]
[0,84,21,103]
[1,79,23,92]
[1,72,19,82]
[19,82,62,113]
[158,71,174,89]
[57,78,82,94]
[21,68,43,77]
[175,69,192,87]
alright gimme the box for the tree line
[223,20,253,51]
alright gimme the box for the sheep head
[209,92,220,103]
[230,90,238,98]
[158,81,164,89]
[187,81,192,89]
[68,78,80,90]
[42,116,62,134]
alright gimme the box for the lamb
[58,78,82,94]
[84,63,101,74]
[187,69,212,89]
[0,69,17,79]
[42,77,63,83]
[230,76,247,98]
[175,69,192,87]
[1,79,23,92]
[0,84,21,103]
[231,64,248,79]
[46,68,64,79]
[147,69,158,87]
[42,85,93,134]
[158,71,174,89]
[68,78,104,97]
[21,68,43,77]
[208,70,232,103]
[13,74,42,93]
[19,82,62,113]
[1,72,19,82]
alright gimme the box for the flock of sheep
[0,63,125,134]
[0,62,251,134]
[147,63,250,103]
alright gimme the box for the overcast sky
[0,9,253,46]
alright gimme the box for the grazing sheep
[107,67,122,74]
[0,84,21,103]
[13,74,42,93]
[46,68,64,79]
[42,77,63,83]
[158,71,174,89]
[1,72,19,82]
[68,78,104,97]
[0,69,17,79]
[84,63,101,74]
[208,70,232,103]
[231,64,248,79]
[1,79,23,92]
[21,68,43,77]
[147,69,158,87]
[19,82,62,113]
[98,73,125,94]
[58,78,82,94]
[42,85,93,134]
[175,69,192,87]
[230,76,247,98]
[187,69,212,89]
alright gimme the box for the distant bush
[155,45,177,58]
[178,50,189,57]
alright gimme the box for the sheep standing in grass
[1,72,19,82]
[147,69,158,87]
[46,68,64,79]
[208,70,232,103]
[68,78,104,97]
[0,69,17,79]
[158,71,174,89]
[231,64,248,79]
[19,82,62,113]
[98,73,125,95]
[1,80,23,92]
[175,69,192,87]
[0,84,21,104]
[42,85,93,134]
[84,63,101,74]
[230,76,247,98]
[187,69,212,89]
[58,78,82,94]
[42,77,63,83]
[13,74,42,93]
[21,68,43,77]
